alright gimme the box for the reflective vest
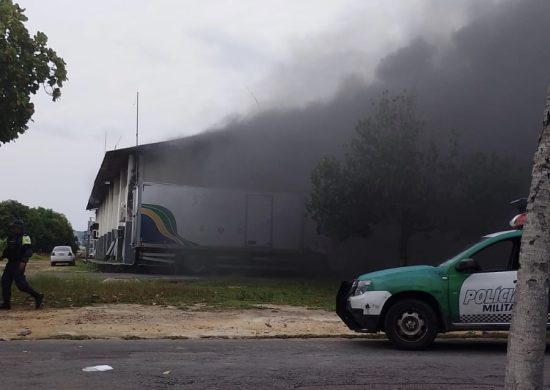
[2,234,32,262]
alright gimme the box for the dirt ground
[0,304,357,340]
[0,259,357,340]
[0,261,506,342]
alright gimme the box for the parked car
[50,246,76,266]
[337,212,527,349]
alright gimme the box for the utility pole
[136,91,139,147]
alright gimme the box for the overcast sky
[0,1,492,230]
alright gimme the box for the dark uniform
[1,222,43,310]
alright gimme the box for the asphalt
[2,338,550,389]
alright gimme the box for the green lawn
[11,273,339,311]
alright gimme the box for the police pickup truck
[336,213,529,349]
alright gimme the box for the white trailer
[135,182,318,273]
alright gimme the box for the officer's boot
[0,292,10,310]
[35,293,44,309]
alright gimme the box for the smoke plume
[148,0,550,272]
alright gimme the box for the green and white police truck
[336,212,531,349]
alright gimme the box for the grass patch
[10,274,339,310]
[51,260,100,273]
[30,254,50,261]
[27,255,101,274]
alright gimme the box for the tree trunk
[505,86,550,389]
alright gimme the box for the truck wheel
[383,299,438,350]
[184,256,211,275]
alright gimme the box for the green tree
[307,92,526,267]
[308,156,378,241]
[0,200,77,253]
[0,199,27,253]
[27,207,77,252]
[308,93,450,266]
[0,0,67,144]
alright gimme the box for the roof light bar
[509,213,527,229]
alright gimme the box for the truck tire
[383,298,438,350]
[183,255,213,275]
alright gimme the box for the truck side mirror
[455,258,481,273]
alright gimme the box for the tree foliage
[0,200,77,253]
[308,93,448,265]
[307,92,525,266]
[0,0,67,144]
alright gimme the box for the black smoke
[182,0,550,184]
[148,0,550,274]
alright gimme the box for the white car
[50,246,76,266]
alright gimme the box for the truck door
[245,195,273,248]
[451,237,520,325]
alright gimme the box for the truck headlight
[353,280,372,296]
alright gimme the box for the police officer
[0,219,44,310]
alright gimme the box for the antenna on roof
[245,85,260,111]
[136,91,139,147]
[114,136,122,150]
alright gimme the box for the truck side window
[471,239,517,273]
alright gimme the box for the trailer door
[245,195,273,248]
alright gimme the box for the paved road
[1,338,550,389]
